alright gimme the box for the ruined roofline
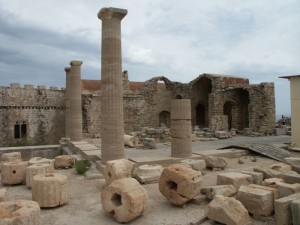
[199,73,248,80]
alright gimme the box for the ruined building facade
[0,73,275,146]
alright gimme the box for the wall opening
[223,102,233,129]
[159,111,171,127]
[175,95,183,99]
[14,121,27,139]
[196,104,205,127]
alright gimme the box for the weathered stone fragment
[207,195,251,225]
[104,159,133,184]
[291,198,300,225]
[274,193,300,225]
[1,152,22,163]
[254,166,282,179]
[54,155,75,168]
[241,170,263,185]
[236,185,273,216]
[159,164,202,206]
[280,171,300,184]
[249,184,279,200]
[180,159,206,171]
[28,157,54,170]
[201,185,236,200]
[205,156,228,169]
[32,173,68,207]
[0,200,40,225]
[0,188,7,202]
[276,182,300,198]
[217,172,252,190]
[1,161,27,185]
[270,162,292,172]
[214,131,229,139]
[26,163,54,188]
[134,164,163,184]
[284,157,300,173]
[124,135,139,147]
[101,178,148,223]
[142,138,156,149]
[262,177,285,188]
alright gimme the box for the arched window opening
[14,121,27,139]
[175,94,183,99]
[159,111,171,127]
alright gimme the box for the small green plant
[75,160,91,175]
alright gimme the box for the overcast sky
[0,0,299,116]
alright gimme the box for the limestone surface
[159,164,202,206]
[54,155,75,168]
[28,157,54,170]
[205,156,228,169]
[201,185,236,200]
[32,173,68,207]
[101,178,148,223]
[0,200,40,225]
[124,135,139,147]
[217,172,253,189]
[1,161,27,185]
[104,159,133,184]
[134,164,163,184]
[26,163,54,188]
[291,198,300,225]
[284,157,300,173]
[0,188,7,202]
[241,170,263,185]
[180,159,206,171]
[1,152,22,163]
[236,185,274,216]
[207,195,251,225]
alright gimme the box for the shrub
[75,160,91,175]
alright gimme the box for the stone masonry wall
[0,84,65,146]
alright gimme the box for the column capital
[70,61,83,66]
[97,7,127,20]
[64,67,70,72]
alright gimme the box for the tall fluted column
[171,99,192,158]
[69,61,83,141]
[64,67,71,138]
[98,7,127,162]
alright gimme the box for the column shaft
[69,61,83,141]
[171,99,192,158]
[64,67,71,138]
[98,8,127,162]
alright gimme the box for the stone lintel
[98,7,127,20]
[69,61,83,66]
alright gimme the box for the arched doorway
[223,102,233,129]
[159,111,171,127]
[196,104,205,127]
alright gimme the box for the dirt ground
[1,153,287,225]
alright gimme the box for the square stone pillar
[69,61,83,141]
[98,7,127,162]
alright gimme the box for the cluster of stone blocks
[0,152,74,225]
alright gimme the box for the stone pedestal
[64,67,71,138]
[101,178,148,223]
[104,159,133,184]
[0,200,40,225]
[1,162,27,185]
[159,164,202,206]
[26,164,54,188]
[171,99,192,158]
[98,7,127,163]
[32,173,68,207]
[69,60,83,141]
[28,157,54,170]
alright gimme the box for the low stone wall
[0,145,62,161]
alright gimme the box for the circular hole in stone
[271,166,281,171]
[12,170,16,174]
[167,180,178,191]
[111,193,122,207]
